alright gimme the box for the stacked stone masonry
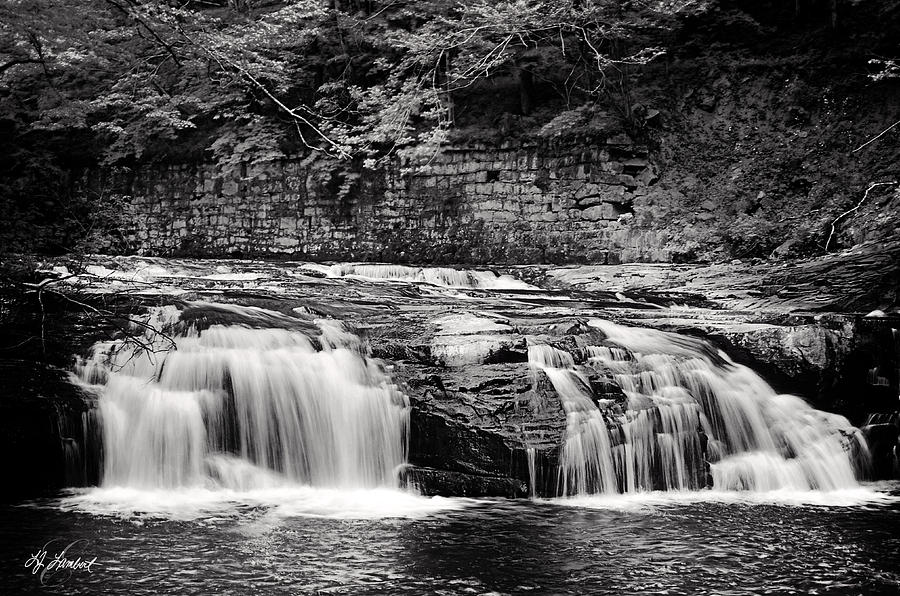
[124,138,671,264]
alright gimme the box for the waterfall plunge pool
[3,486,900,595]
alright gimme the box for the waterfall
[530,319,868,495]
[894,327,899,400]
[529,345,618,495]
[73,302,409,491]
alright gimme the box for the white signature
[24,539,100,586]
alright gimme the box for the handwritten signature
[24,539,100,586]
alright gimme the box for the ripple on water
[3,488,900,595]
[548,484,900,512]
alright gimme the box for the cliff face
[92,2,899,265]
[116,140,670,264]
[632,3,900,262]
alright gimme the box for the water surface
[2,485,899,595]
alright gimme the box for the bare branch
[825,181,898,252]
[852,118,900,153]
[170,25,350,159]
[104,0,183,66]
[23,275,178,354]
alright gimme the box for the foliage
[0,0,710,251]
[0,1,707,168]
[869,59,899,82]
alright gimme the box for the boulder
[397,361,566,497]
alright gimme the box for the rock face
[400,466,528,498]
[0,361,100,499]
[109,140,668,264]
[399,362,565,497]
[862,413,900,480]
[711,322,857,410]
[698,316,900,427]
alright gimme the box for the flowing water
[3,257,899,595]
[74,302,409,491]
[529,320,866,496]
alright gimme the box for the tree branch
[183,34,350,158]
[104,0,183,66]
[852,118,900,153]
[825,181,898,252]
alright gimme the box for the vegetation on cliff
[0,0,898,257]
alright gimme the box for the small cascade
[526,447,537,498]
[73,302,409,491]
[529,345,618,495]
[310,263,534,289]
[530,320,868,496]
[56,404,102,487]
[894,327,900,400]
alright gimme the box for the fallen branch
[21,275,178,360]
[824,181,898,252]
[852,118,900,153]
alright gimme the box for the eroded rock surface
[5,253,897,498]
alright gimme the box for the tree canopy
[0,0,708,170]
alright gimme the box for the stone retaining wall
[123,137,672,264]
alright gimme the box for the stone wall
[123,137,672,264]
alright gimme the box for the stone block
[581,204,614,221]
[275,237,298,248]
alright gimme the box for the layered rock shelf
[114,139,669,264]
[4,254,896,498]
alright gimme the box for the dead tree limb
[825,181,898,252]
[21,275,178,358]
[852,119,900,153]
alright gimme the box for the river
[1,256,898,594]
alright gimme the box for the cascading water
[529,319,868,496]
[306,263,534,289]
[529,345,618,495]
[73,302,409,491]
[526,447,537,499]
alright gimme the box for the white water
[553,484,898,510]
[529,345,619,495]
[526,447,537,498]
[307,263,535,289]
[529,320,868,496]
[56,486,471,521]
[73,303,410,492]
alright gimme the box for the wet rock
[719,324,850,375]
[430,334,527,367]
[583,364,629,409]
[398,361,565,497]
[0,360,100,499]
[711,322,856,408]
[400,465,528,498]
[178,301,318,334]
[861,414,899,479]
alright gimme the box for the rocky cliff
[72,1,900,266]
